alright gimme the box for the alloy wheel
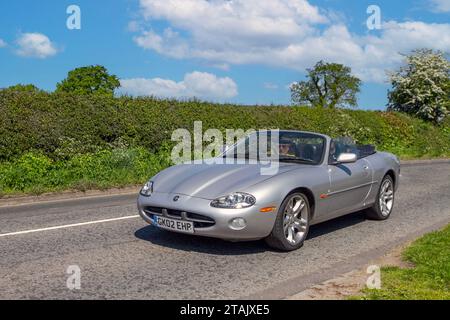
[379,179,394,216]
[283,195,309,245]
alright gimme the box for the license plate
[154,216,194,234]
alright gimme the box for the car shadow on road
[134,225,267,255]
[307,211,367,240]
[134,210,367,255]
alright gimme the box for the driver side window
[329,138,360,163]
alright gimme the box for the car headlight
[210,192,256,209]
[140,181,153,197]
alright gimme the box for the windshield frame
[222,130,327,166]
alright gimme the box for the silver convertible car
[137,130,400,251]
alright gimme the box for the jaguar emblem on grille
[173,196,180,202]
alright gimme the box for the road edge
[0,186,140,208]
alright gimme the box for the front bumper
[137,192,277,241]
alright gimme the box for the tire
[366,175,395,220]
[265,192,311,251]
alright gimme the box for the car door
[326,140,372,217]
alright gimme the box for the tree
[388,49,449,124]
[2,84,42,93]
[56,65,120,96]
[290,61,361,108]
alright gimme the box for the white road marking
[0,215,140,238]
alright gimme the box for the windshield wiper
[278,157,315,163]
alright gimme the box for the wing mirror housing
[336,153,357,164]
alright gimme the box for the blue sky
[0,0,449,109]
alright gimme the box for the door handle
[363,165,369,170]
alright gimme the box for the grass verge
[354,224,450,300]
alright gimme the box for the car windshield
[223,131,325,165]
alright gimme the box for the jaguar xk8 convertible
[137,130,400,251]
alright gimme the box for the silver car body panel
[137,132,400,241]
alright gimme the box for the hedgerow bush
[0,147,172,195]
[0,90,448,195]
[1,90,448,162]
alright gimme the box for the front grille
[143,206,215,228]
[145,206,163,214]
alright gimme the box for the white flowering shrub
[388,49,450,124]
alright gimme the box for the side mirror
[336,153,357,164]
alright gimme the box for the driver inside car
[279,139,295,157]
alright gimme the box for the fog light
[229,218,247,230]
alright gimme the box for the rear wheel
[265,192,310,251]
[366,175,395,220]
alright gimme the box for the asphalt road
[0,162,449,299]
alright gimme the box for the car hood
[151,162,300,199]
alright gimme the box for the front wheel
[265,192,310,251]
[366,175,395,220]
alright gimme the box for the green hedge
[0,147,172,195]
[1,90,449,162]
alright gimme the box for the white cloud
[430,0,450,12]
[135,0,327,61]
[272,21,450,82]
[0,39,6,48]
[127,20,144,32]
[15,33,58,58]
[133,0,450,83]
[134,28,190,59]
[119,71,238,100]
[264,82,279,90]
